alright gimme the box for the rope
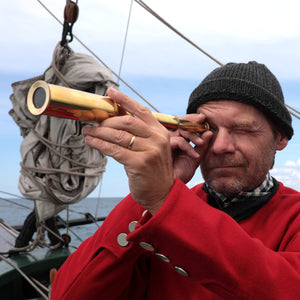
[0,191,26,199]
[286,104,300,120]
[19,125,106,206]
[134,0,224,66]
[66,206,70,235]
[134,0,300,120]
[118,0,134,82]
[36,0,160,113]
[24,225,62,251]
[0,221,19,238]
[40,223,65,244]
[37,0,300,121]
[50,42,74,88]
[29,276,50,293]
[31,130,104,171]
[0,253,49,299]
[18,42,107,205]
[55,215,84,242]
[94,175,104,221]
[0,196,32,210]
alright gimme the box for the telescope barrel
[27,80,209,133]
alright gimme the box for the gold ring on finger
[127,135,136,150]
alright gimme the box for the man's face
[197,100,287,196]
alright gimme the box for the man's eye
[233,128,253,134]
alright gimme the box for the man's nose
[211,129,235,154]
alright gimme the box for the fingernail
[82,126,90,136]
[107,87,117,97]
[85,135,92,143]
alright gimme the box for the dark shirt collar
[202,172,274,208]
[202,173,278,221]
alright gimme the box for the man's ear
[275,131,289,151]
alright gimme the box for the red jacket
[51,180,300,299]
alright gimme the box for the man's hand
[170,114,213,183]
[82,88,174,215]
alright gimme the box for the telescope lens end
[33,87,46,108]
[27,80,50,116]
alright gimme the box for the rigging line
[134,0,224,67]
[0,197,32,210]
[135,0,300,120]
[286,104,300,119]
[0,190,26,199]
[70,39,160,112]
[29,276,49,293]
[289,110,300,120]
[118,0,134,83]
[0,254,49,300]
[66,205,70,235]
[36,0,160,113]
[55,215,84,242]
[0,222,19,238]
[37,0,299,120]
[95,173,104,221]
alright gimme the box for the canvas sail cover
[9,43,118,222]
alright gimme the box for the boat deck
[0,246,73,299]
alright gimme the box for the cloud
[2,0,300,80]
[1,0,299,198]
[271,159,300,191]
[284,159,300,167]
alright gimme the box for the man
[51,62,300,299]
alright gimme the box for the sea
[0,196,123,246]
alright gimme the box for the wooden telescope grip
[27,80,210,133]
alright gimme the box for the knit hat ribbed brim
[187,61,293,139]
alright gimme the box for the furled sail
[9,43,118,223]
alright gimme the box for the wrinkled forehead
[196,100,271,127]
[196,99,262,114]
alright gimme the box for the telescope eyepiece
[33,87,46,109]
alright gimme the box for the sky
[0,0,300,199]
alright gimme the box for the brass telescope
[27,80,209,133]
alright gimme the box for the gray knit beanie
[187,61,293,139]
